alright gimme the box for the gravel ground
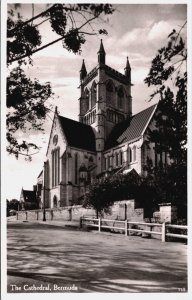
[7,221,187,293]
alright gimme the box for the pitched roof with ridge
[58,115,96,152]
[23,190,36,202]
[105,104,157,149]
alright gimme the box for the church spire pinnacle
[124,56,131,81]
[80,59,87,81]
[98,39,106,64]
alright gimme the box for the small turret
[80,59,87,81]
[124,56,131,82]
[97,39,106,65]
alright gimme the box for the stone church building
[43,41,166,208]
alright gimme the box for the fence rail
[80,217,187,242]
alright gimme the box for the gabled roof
[58,115,96,152]
[105,104,157,149]
[37,170,43,179]
[23,190,36,203]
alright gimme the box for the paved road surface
[7,221,187,293]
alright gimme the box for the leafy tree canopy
[144,23,187,219]
[7,3,114,159]
[144,22,187,165]
[83,171,142,217]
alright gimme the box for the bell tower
[78,41,132,173]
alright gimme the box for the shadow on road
[7,222,187,293]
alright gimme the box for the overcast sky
[5,2,187,200]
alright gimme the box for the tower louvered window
[106,81,115,105]
[91,81,97,107]
[118,88,124,109]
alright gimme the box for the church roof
[22,190,36,203]
[105,104,157,149]
[59,116,96,152]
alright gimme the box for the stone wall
[14,199,144,223]
[103,200,144,222]
[153,203,177,223]
[13,200,177,226]
[15,205,96,222]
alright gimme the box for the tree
[144,22,187,164]
[83,171,141,218]
[144,23,187,218]
[7,200,10,217]
[9,199,21,211]
[7,4,114,159]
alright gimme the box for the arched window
[107,156,110,168]
[88,156,94,170]
[85,88,89,112]
[104,157,107,170]
[106,80,115,106]
[89,156,93,163]
[115,152,118,166]
[120,151,123,165]
[53,195,57,208]
[52,148,60,187]
[91,81,97,108]
[75,153,78,184]
[133,145,136,161]
[117,87,124,109]
[127,147,132,163]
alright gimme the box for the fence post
[125,220,128,236]
[16,213,18,220]
[162,222,166,242]
[26,211,28,221]
[98,218,101,232]
[36,211,39,220]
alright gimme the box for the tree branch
[8,36,64,63]
[35,17,51,28]
[8,15,98,64]
[8,4,57,35]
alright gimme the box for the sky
[5,2,187,200]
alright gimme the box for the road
[7,221,187,293]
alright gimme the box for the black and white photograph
[1,0,191,298]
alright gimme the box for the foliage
[7,4,114,64]
[144,23,187,164]
[144,23,187,217]
[7,67,52,158]
[82,171,156,217]
[7,200,10,217]
[7,3,114,159]
[24,202,39,210]
[8,199,21,211]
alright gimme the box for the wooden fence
[80,217,187,243]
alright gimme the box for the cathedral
[43,40,162,209]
